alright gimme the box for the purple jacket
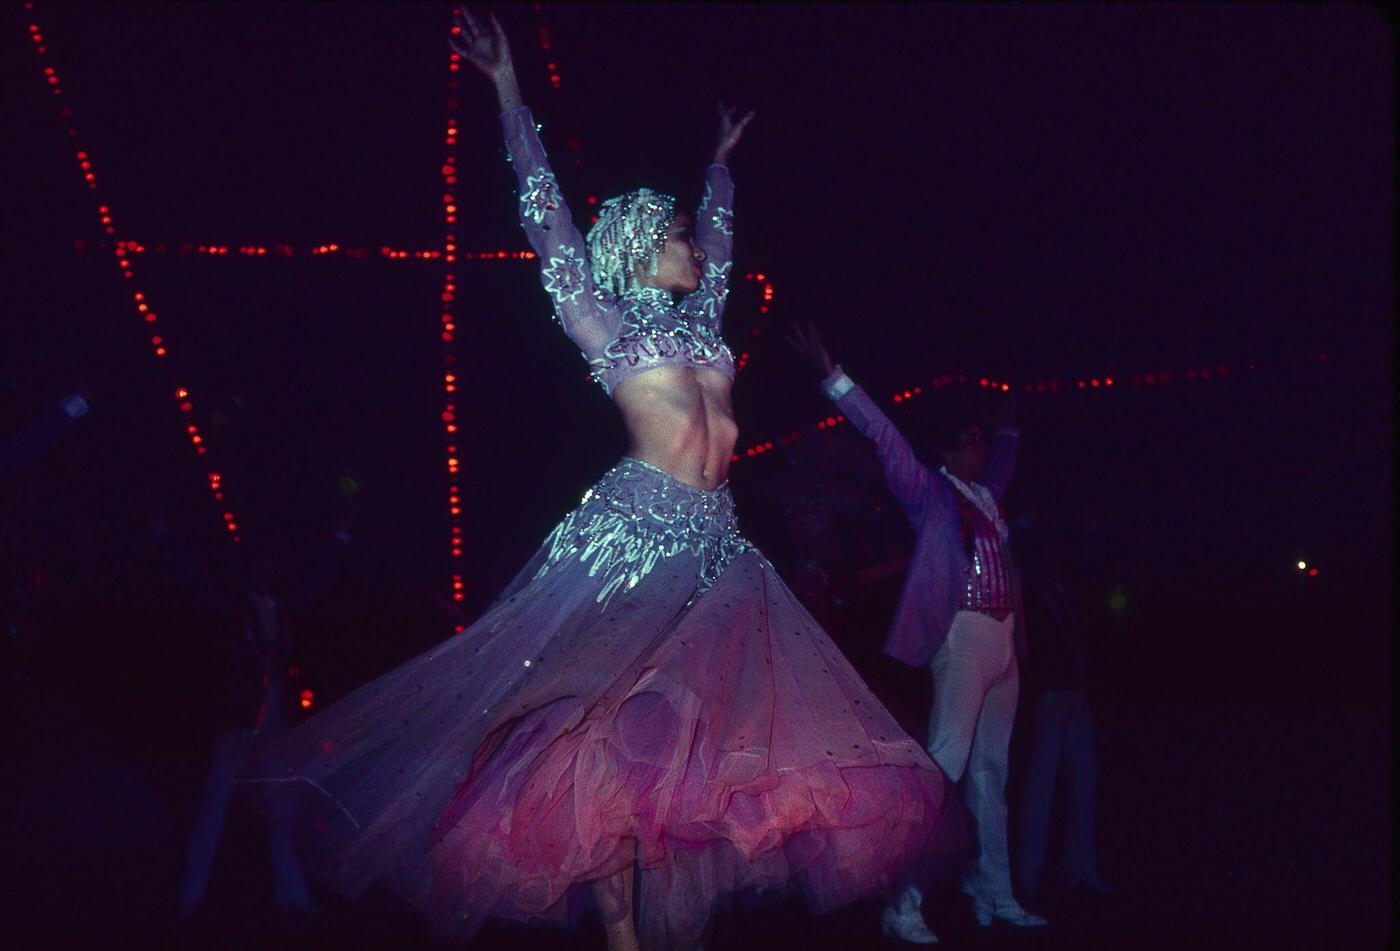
[828,374,1025,668]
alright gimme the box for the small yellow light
[1296,561,1307,571]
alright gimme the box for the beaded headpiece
[585,187,677,298]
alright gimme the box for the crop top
[501,107,737,397]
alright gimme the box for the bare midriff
[613,365,737,492]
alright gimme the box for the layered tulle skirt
[241,458,967,946]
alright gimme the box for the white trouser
[927,610,1019,903]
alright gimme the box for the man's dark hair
[908,389,987,463]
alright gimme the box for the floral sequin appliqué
[535,460,752,608]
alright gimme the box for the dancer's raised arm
[686,103,754,330]
[453,10,618,364]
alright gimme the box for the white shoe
[970,896,1048,928]
[880,888,938,944]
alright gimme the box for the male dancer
[790,323,1047,942]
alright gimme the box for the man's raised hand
[787,321,835,379]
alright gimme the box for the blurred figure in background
[176,521,351,917]
[1,379,93,482]
[1013,526,1112,899]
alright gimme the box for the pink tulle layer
[242,462,967,948]
[431,552,967,946]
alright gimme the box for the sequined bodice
[589,288,737,396]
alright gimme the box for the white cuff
[821,367,855,401]
[59,394,89,420]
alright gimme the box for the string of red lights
[75,241,536,262]
[735,272,775,373]
[442,10,469,622]
[729,354,1332,464]
[23,2,244,544]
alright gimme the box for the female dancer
[245,11,965,950]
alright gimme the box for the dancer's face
[637,213,705,294]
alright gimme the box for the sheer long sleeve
[682,163,735,332]
[501,107,620,364]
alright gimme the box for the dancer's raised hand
[714,101,756,165]
[451,9,515,83]
[787,320,835,379]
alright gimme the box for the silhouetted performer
[1,389,90,481]
[1014,531,1111,898]
[177,528,350,917]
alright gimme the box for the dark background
[2,2,1392,948]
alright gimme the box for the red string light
[735,273,775,373]
[728,356,1291,466]
[74,240,535,262]
[441,10,466,605]
[25,3,243,543]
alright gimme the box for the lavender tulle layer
[241,457,968,945]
